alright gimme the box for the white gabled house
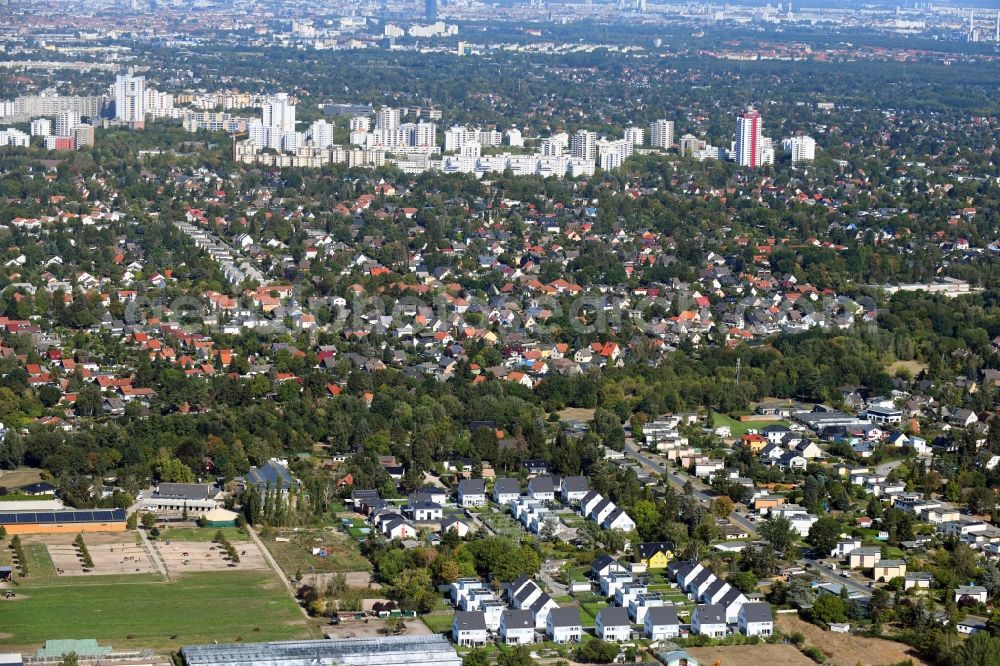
[692,604,727,638]
[738,602,774,637]
[644,605,680,640]
[453,611,488,646]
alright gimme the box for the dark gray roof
[637,542,675,559]
[502,609,533,629]
[592,554,619,572]
[458,478,485,495]
[493,477,520,495]
[740,602,773,623]
[528,476,555,494]
[529,592,553,613]
[694,604,725,625]
[703,579,728,601]
[454,611,487,631]
[245,460,295,489]
[549,607,581,627]
[155,483,216,500]
[562,476,589,492]
[720,587,748,608]
[645,606,679,626]
[514,581,541,605]
[597,606,630,627]
[689,569,716,589]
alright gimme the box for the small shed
[203,508,239,527]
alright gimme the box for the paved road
[800,557,873,599]
[623,440,758,536]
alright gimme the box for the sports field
[0,570,317,650]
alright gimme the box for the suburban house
[493,478,521,505]
[955,586,989,604]
[692,604,727,638]
[873,560,907,582]
[561,476,589,503]
[636,541,675,569]
[644,605,680,640]
[452,611,488,646]
[440,517,471,537]
[738,603,774,637]
[457,479,487,507]
[592,554,625,579]
[629,592,664,623]
[595,607,632,642]
[547,607,582,643]
[407,500,444,522]
[904,572,934,591]
[499,609,535,645]
[604,508,637,532]
[849,547,881,569]
[831,538,861,558]
[527,476,556,502]
[381,515,417,540]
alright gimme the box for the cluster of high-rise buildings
[235,97,814,176]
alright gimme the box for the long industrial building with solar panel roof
[0,508,127,534]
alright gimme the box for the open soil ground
[40,537,154,577]
[687,643,815,666]
[0,570,316,650]
[322,618,430,639]
[556,407,596,422]
[0,468,45,490]
[155,537,269,573]
[777,614,931,666]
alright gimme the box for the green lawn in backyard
[712,413,788,438]
[262,528,370,575]
[0,571,315,650]
[422,612,455,633]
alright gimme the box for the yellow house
[637,542,675,569]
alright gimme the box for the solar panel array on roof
[0,509,126,524]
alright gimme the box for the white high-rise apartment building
[624,126,644,147]
[350,116,371,132]
[782,135,816,164]
[598,138,633,171]
[30,118,52,137]
[377,107,401,131]
[115,73,146,123]
[263,93,295,133]
[144,89,175,118]
[414,121,436,148]
[735,107,762,167]
[649,119,674,148]
[541,138,563,157]
[310,119,335,148]
[571,130,597,161]
[55,110,80,136]
[0,128,29,147]
[506,128,523,147]
[444,125,470,153]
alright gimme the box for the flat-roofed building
[181,636,462,666]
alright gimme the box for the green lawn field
[0,571,316,650]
